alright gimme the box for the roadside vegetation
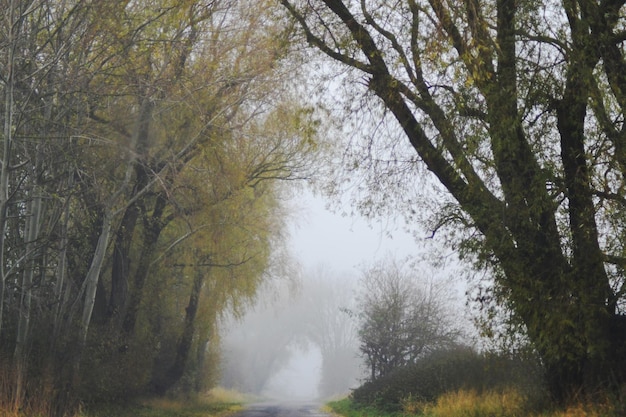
[84,399,237,417]
[326,344,626,416]
[329,391,624,417]
[83,388,249,417]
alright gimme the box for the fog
[219,266,364,400]
[219,191,469,401]
[263,347,323,400]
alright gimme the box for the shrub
[351,346,545,411]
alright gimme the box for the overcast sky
[287,189,420,275]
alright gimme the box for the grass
[326,398,405,417]
[83,388,249,417]
[327,390,623,417]
[417,389,525,417]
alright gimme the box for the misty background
[218,190,470,400]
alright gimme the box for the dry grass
[542,402,618,417]
[414,389,525,417]
[399,388,622,417]
[204,387,254,404]
[0,359,56,417]
[86,389,247,417]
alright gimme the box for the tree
[355,259,457,380]
[0,0,320,412]
[298,268,363,397]
[71,0,320,398]
[280,0,626,402]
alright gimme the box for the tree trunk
[122,192,167,335]
[14,186,43,406]
[51,190,71,345]
[0,0,18,339]
[78,210,114,347]
[107,202,140,322]
[153,267,205,394]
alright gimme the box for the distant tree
[356,259,458,380]
[219,266,364,398]
[219,280,304,395]
[298,268,363,397]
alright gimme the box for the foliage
[351,347,545,411]
[329,392,624,417]
[326,397,404,417]
[280,0,626,402]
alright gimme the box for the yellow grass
[543,402,617,417]
[205,387,252,404]
[401,389,620,417]
[410,389,525,417]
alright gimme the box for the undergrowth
[83,388,246,417]
[328,390,623,417]
[326,398,404,417]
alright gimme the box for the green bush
[351,346,545,411]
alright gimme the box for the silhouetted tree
[356,259,458,380]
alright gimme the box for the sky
[287,189,420,276]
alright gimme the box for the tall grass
[0,372,249,417]
[326,398,405,417]
[330,389,622,417]
[205,387,253,404]
[403,389,620,417]
[0,359,17,417]
[415,389,525,417]
[0,358,57,417]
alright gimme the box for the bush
[351,346,545,411]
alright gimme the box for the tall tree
[0,0,320,412]
[280,0,626,402]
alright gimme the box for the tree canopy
[0,0,319,413]
[280,0,626,402]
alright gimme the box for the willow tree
[59,0,319,400]
[0,0,319,411]
[67,0,319,400]
[280,0,626,402]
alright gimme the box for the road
[232,401,333,417]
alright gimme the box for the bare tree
[356,259,459,380]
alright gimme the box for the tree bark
[0,0,18,339]
[108,201,140,321]
[122,192,168,335]
[153,267,205,394]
